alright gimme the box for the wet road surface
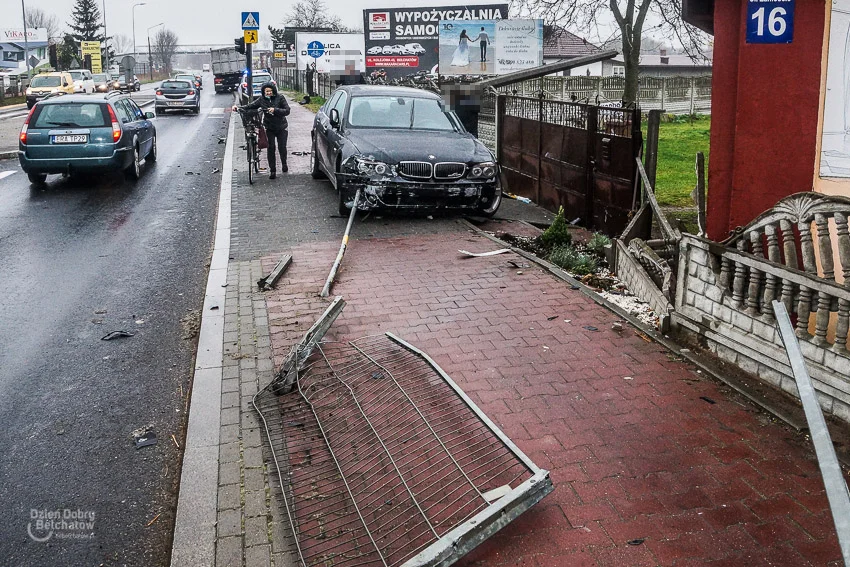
[0,81,231,566]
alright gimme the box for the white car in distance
[68,69,95,93]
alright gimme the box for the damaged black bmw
[310,85,502,217]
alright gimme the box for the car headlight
[468,162,497,179]
[355,158,393,177]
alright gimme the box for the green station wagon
[18,92,157,184]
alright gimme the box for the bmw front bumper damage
[339,155,502,213]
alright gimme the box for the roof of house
[543,28,602,59]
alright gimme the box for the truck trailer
[210,47,243,93]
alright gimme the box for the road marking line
[0,171,16,181]
[209,107,225,115]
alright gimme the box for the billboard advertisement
[2,28,48,43]
[819,0,850,178]
[362,4,509,77]
[439,19,542,75]
[295,32,365,74]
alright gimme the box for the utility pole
[21,0,31,83]
[102,0,108,72]
[246,41,253,102]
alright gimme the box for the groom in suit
[475,27,490,62]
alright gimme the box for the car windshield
[347,96,457,131]
[31,76,61,87]
[92,74,108,82]
[251,75,272,85]
[174,75,194,82]
[32,103,108,128]
[162,81,191,89]
[69,71,84,80]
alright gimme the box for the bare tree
[153,28,179,75]
[514,0,709,104]
[111,33,132,55]
[285,0,345,31]
[26,7,62,42]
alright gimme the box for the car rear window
[32,103,110,128]
[31,76,61,87]
[162,81,191,89]
[92,74,108,82]
[174,75,194,82]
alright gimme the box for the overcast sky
[14,0,514,46]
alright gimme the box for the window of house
[612,66,625,77]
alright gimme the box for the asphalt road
[0,77,231,566]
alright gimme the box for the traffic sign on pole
[241,12,260,30]
[244,30,258,44]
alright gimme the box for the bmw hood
[344,129,493,164]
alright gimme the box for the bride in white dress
[450,30,471,67]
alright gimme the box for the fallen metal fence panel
[254,330,553,567]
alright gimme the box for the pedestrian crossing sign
[244,30,258,44]
[241,12,260,30]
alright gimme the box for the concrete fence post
[661,76,666,111]
[689,76,696,115]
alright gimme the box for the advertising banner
[439,19,542,75]
[295,32,365,74]
[819,0,850,177]
[362,4,508,77]
[81,40,102,73]
[2,28,48,43]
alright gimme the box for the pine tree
[68,0,104,42]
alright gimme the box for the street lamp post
[102,0,109,72]
[147,22,163,81]
[131,2,146,74]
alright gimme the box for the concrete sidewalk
[172,98,847,567]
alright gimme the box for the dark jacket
[242,81,291,132]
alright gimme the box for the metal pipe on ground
[773,300,850,564]
[320,189,361,298]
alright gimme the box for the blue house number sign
[746,0,794,43]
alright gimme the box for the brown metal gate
[497,95,642,235]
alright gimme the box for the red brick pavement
[262,230,845,566]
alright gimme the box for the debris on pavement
[211,168,220,174]
[700,396,717,405]
[257,254,292,291]
[171,434,180,449]
[547,315,558,320]
[583,326,599,332]
[505,192,532,204]
[101,330,135,341]
[627,538,645,546]
[612,321,624,332]
[132,426,157,449]
[290,151,310,156]
[146,514,161,527]
[458,248,511,257]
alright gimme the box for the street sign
[746,0,794,43]
[241,12,260,30]
[306,41,325,59]
[244,29,258,44]
[81,40,102,73]
[273,51,284,60]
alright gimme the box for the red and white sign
[366,55,419,68]
[368,12,390,31]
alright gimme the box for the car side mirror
[63,82,69,87]
[329,108,340,129]
[145,111,155,119]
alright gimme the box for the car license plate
[53,135,87,144]
[167,102,183,106]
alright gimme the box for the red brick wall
[706,0,825,240]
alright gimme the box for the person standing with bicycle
[232,81,291,178]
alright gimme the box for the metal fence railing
[0,76,31,102]
[272,68,336,100]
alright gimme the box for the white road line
[0,171,16,181]
[208,107,225,115]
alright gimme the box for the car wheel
[193,106,200,115]
[147,135,157,162]
[27,172,47,185]
[125,143,141,180]
[477,188,502,218]
[310,135,325,180]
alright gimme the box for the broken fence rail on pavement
[253,299,553,567]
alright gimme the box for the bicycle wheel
[247,142,254,185]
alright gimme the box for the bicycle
[237,107,261,184]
